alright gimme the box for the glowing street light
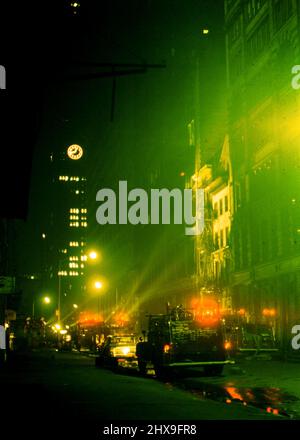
[95,281,103,289]
[73,304,78,309]
[89,251,98,260]
[43,296,51,304]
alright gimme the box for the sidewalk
[205,354,300,418]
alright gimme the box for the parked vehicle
[136,305,234,377]
[95,334,138,369]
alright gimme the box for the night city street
[1,0,300,437]
[0,350,284,425]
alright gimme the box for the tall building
[192,136,233,312]
[48,144,88,319]
[225,0,300,348]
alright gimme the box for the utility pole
[57,272,61,322]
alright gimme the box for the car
[95,334,138,369]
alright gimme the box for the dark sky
[1,1,227,306]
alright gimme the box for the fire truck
[136,303,234,377]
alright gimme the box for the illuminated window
[214,203,218,218]
[225,227,229,245]
[69,256,79,261]
[81,209,87,213]
[225,195,229,212]
[219,199,223,216]
[81,256,88,261]
[69,241,79,247]
[80,264,84,268]
[75,190,79,194]
[215,233,219,249]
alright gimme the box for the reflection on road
[171,378,300,418]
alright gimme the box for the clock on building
[67,144,83,160]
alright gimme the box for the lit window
[75,190,79,194]
[225,195,229,212]
[81,256,88,261]
[220,230,224,248]
[219,199,223,216]
[225,227,229,245]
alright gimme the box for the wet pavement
[153,355,300,419]
[112,352,300,419]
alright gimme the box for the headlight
[121,346,130,355]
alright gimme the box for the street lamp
[94,280,103,322]
[89,251,98,260]
[95,281,103,290]
[43,296,51,304]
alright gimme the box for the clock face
[67,144,83,160]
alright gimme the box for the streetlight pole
[58,272,61,322]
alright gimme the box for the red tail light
[163,344,171,353]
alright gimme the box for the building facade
[192,136,234,313]
[47,144,88,319]
[225,0,300,349]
